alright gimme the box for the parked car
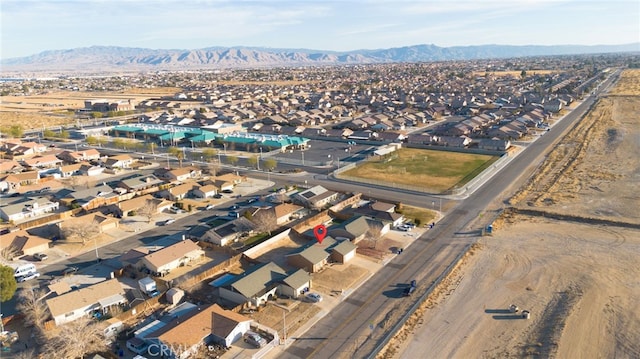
[213,193,223,199]
[243,331,267,348]
[229,205,239,210]
[306,292,323,303]
[17,272,40,282]
[205,204,215,210]
[62,267,78,276]
[222,189,234,194]
[33,253,48,261]
[161,219,176,226]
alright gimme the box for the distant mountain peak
[2,43,638,73]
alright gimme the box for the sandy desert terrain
[383,69,640,358]
[0,87,178,130]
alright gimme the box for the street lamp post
[94,236,99,263]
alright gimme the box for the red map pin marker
[313,224,327,244]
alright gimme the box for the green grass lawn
[340,148,498,193]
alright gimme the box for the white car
[161,219,176,226]
[17,272,40,282]
[306,292,323,303]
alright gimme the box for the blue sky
[1,0,638,59]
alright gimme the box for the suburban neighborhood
[0,53,626,358]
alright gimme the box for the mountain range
[2,43,638,73]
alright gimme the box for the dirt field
[382,69,640,358]
[0,87,178,129]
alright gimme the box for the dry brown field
[0,87,179,130]
[382,69,640,359]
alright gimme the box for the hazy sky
[1,0,639,59]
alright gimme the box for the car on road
[306,292,323,303]
[229,205,239,210]
[161,219,176,226]
[404,280,417,296]
[33,253,48,261]
[62,267,79,276]
[243,331,267,348]
[17,272,40,282]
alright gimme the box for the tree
[60,220,99,245]
[1,244,20,261]
[263,158,278,171]
[41,316,107,359]
[43,129,56,138]
[365,221,384,250]
[202,148,216,162]
[0,265,17,302]
[138,199,158,224]
[8,125,24,138]
[227,155,239,166]
[168,146,184,167]
[85,136,98,146]
[251,209,278,235]
[59,130,70,139]
[16,287,49,330]
[90,111,103,119]
[247,155,258,169]
[112,138,126,149]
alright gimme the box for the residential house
[329,215,387,243]
[155,167,202,183]
[58,163,83,178]
[159,182,199,201]
[201,217,256,246]
[330,239,357,264]
[118,174,164,194]
[110,194,167,218]
[61,213,120,234]
[279,269,312,299]
[45,279,127,326]
[137,240,204,276]
[143,303,253,357]
[0,197,59,222]
[61,184,118,210]
[0,230,50,259]
[0,171,39,192]
[21,154,63,169]
[436,136,472,148]
[103,154,135,169]
[286,237,336,273]
[477,138,511,151]
[209,304,254,348]
[219,262,287,307]
[0,159,24,174]
[57,149,102,163]
[8,142,47,158]
[293,185,339,209]
[192,184,218,199]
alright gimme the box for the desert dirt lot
[382,69,640,358]
[0,88,178,129]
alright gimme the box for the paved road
[277,71,619,358]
